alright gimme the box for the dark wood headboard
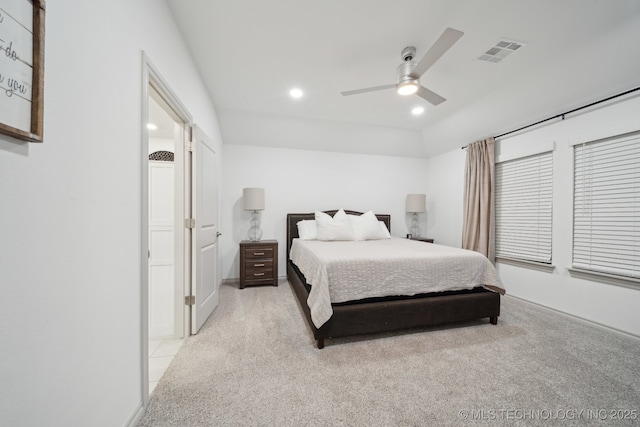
[286,210,391,262]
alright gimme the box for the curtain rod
[461,86,640,149]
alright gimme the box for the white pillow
[377,221,391,239]
[315,209,355,241]
[348,211,385,240]
[297,220,317,240]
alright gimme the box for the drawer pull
[253,252,265,256]
[254,263,265,267]
[253,273,265,276]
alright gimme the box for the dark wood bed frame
[286,210,500,349]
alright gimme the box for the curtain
[462,137,495,262]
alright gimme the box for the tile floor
[148,337,184,394]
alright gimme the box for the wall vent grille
[478,39,525,63]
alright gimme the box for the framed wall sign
[0,0,45,142]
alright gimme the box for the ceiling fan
[341,28,464,106]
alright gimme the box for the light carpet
[138,281,640,426]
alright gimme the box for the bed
[286,210,504,349]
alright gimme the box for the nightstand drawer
[246,260,273,269]
[245,263,274,278]
[243,247,274,259]
[245,268,274,280]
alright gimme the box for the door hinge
[185,218,195,229]
[185,295,195,306]
[185,141,195,152]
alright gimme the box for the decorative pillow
[348,211,385,240]
[297,220,317,240]
[315,209,355,241]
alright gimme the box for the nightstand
[410,237,434,243]
[239,240,278,288]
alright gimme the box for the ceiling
[164,0,640,158]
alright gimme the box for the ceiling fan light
[397,80,418,96]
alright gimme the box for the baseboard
[125,402,145,427]
[505,294,640,340]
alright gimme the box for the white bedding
[289,237,505,328]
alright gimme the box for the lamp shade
[406,194,426,213]
[243,188,265,211]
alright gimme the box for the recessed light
[147,123,158,130]
[289,88,303,98]
[411,106,425,115]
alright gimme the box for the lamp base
[248,210,263,241]
[410,212,422,237]
[248,227,263,241]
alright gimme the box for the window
[495,151,553,263]
[573,131,640,279]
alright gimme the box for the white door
[148,161,175,338]
[190,125,219,333]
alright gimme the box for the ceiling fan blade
[341,84,395,96]
[410,28,464,79]
[416,86,446,106]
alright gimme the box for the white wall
[424,148,467,247]
[425,93,640,337]
[0,1,222,426]
[221,144,429,280]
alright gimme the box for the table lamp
[243,188,265,241]
[406,193,426,237]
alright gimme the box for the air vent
[478,39,525,63]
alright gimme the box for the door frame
[140,52,193,405]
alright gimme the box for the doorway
[141,55,192,402]
[140,53,220,403]
[146,88,187,393]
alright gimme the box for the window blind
[495,151,553,263]
[573,132,640,279]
